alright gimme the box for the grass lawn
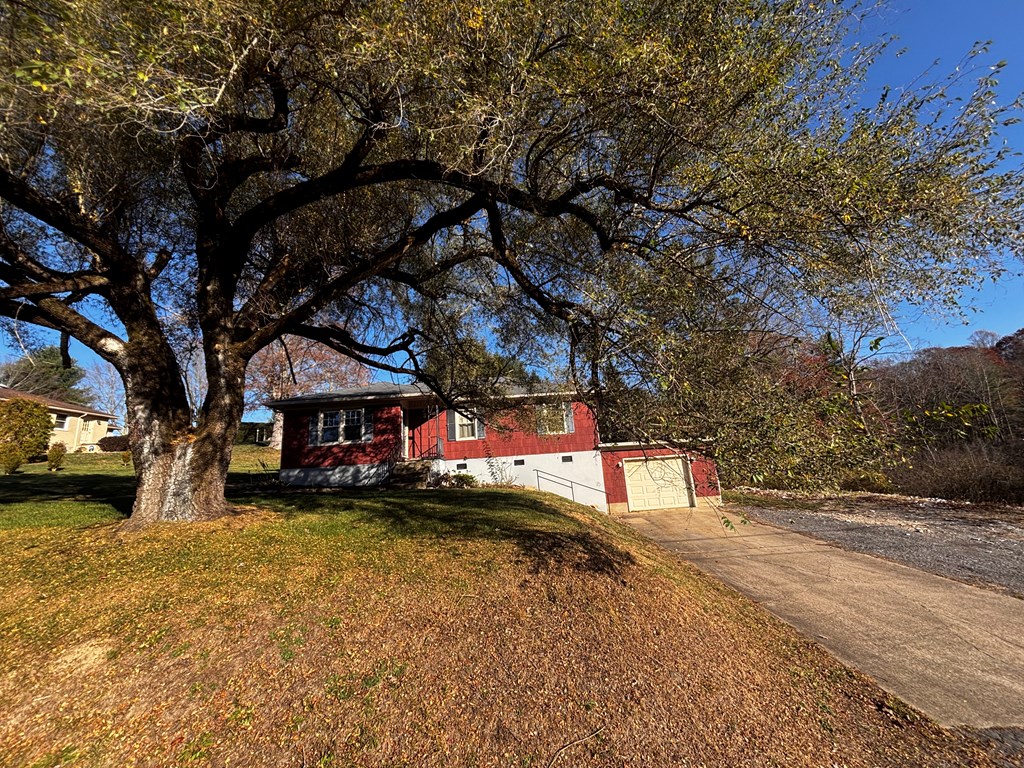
[0,455,998,767]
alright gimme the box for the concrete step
[389,459,432,489]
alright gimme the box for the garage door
[624,457,694,511]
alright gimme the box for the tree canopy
[1,0,1022,524]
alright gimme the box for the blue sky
[862,0,1024,348]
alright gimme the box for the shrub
[891,442,1024,503]
[431,472,479,488]
[0,398,52,458]
[0,444,25,474]
[449,473,478,488]
[838,470,894,494]
[47,441,67,471]
[98,435,131,452]
[120,450,133,467]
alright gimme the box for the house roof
[0,386,117,419]
[268,383,434,409]
[268,381,578,410]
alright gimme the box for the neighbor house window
[536,403,575,435]
[309,408,373,445]
[446,410,486,441]
[53,414,68,430]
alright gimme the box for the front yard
[0,457,1005,767]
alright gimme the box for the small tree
[0,444,24,474]
[0,398,53,459]
[47,441,67,471]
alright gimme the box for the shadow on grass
[3,471,635,577]
[0,471,135,518]
[263,488,636,578]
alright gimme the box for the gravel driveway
[727,491,1024,599]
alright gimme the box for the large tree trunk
[120,348,245,530]
[127,428,237,527]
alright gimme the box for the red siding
[433,402,599,461]
[281,405,402,469]
[690,458,720,498]
[279,398,722,505]
[600,447,720,505]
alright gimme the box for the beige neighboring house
[0,386,119,452]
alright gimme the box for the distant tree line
[868,329,1024,502]
[719,327,1024,501]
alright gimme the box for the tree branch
[379,248,489,298]
[146,247,174,280]
[0,168,122,263]
[0,298,126,363]
[485,201,579,323]
[231,123,387,242]
[0,272,109,300]
[232,159,614,251]
[204,61,291,141]
[291,323,418,358]
[287,322,461,408]
[237,193,489,355]
[0,229,62,283]
[288,323,423,380]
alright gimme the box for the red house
[271,383,721,514]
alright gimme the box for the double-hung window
[455,412,477,440]
[342,409,364,442]
[309,408,373,445]
[447,410,486,441]
[536,402,575,435]
[53,413,68,430]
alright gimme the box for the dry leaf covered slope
[0,481,994,767]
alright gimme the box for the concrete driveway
[621,507,1024,728]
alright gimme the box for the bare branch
[146,248,174,280]
[0,271,109,300]
[237,193,489,355]
[0,168,121,263]
[0,298,126,364]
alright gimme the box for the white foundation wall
[440,450,608,511]
[280,464,387,487]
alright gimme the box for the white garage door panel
[625,457,693,511]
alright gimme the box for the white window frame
[446,409,485,442]
[454,411,479,441]
[53,413,68,430]
[536,402,574,435]
[309,408,372,446]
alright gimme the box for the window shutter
[564,403,575,434]
[362,408,374,442]
[447,411,457,442]
[308,414,319,446]
[476,417,486,439]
